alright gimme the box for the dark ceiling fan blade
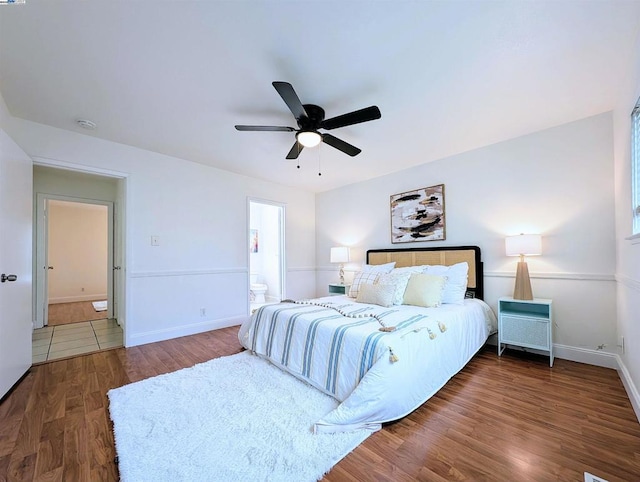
[321,106,381,130]
[273,81,308,121]
[235,125,296,132]
[322,133,362,157]
[286,141,304,159]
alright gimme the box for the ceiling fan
[235,81,381,160]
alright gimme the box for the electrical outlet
[200,308,206,317]
[151,235,160,246]
[81,287,85,292]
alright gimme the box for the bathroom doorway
[248,199,285,314]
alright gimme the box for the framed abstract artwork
[390,184,446,243]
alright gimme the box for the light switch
[151,235,160,246]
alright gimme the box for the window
[632,98,640,234]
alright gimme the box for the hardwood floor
[1,326,639,481]
[47,301,108,326]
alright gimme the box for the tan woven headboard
[366,246,483,299]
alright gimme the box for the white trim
[625,232,640,243]
[493,342,619,369]
[130,268,246,278]
[552,344,619,369]
[49,294,107,304]
[485,271,615,281]
[32,155,130,178]
[127,315,245,347]
[616,274,640,291]
[617,354,640,423]
[130,267,316,278]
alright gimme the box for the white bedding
[238,295,497,433]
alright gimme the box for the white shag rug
[108,351,370,482]
[92,300,107,311]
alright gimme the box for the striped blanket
[241,299,433,401]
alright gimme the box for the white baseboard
[489,341,617,368]
[553,344,619,369]
[616,354,640,423]
[49,294,107,304]
[126,315,246,347]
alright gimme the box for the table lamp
[505,234,542,300]
[330,246,350,285]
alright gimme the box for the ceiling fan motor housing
[298,104,325,130]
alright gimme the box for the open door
[0,129,32,399]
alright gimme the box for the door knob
[113,266,121,270]
[47,266,54,270]
[1,274,17,283]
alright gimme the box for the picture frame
[250,229,259,253]
[390,184,446,243]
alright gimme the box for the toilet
[250,273,268,304]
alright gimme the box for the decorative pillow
[361,262,396,273]
[348,271,380,298]
[375,271,411,305]
[356,283,395,307]
[424,262,469,304]
[403,273,446,308]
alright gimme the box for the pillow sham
[356,283,395,307]
[348,271,379,298]
[423,262,469,304]
[361,262,396,273]
[375,271,411,305]
[403,273,446,308]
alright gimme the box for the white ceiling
[1,1,639,192]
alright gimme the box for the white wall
[317,113,617,361]
[47,200,108,303]
[6,117,316,347]
[613,29,640,417]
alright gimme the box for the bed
[238,246,497,433]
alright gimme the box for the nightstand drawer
[500,314,550,350]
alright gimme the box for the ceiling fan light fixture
[296,131,322,148]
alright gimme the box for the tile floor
[32,318,123,363]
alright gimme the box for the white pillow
[348,271,380,298]
[424,262,469,304]
[375,271,411,305]
[391,265,428,275]
[361,262,396,273]
[356,283,395,307]
[403,274,446,308]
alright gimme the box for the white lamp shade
[505,234,542,257]
[330,246,350,263]
[297,131,322,148]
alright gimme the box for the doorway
[248,199,285,314]
[32,164,126,363]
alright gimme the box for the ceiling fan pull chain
[318,144,322,176]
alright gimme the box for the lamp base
[513,261,533,300]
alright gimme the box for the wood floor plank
[1,328,639,482]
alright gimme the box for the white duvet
[238,296,497,433]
